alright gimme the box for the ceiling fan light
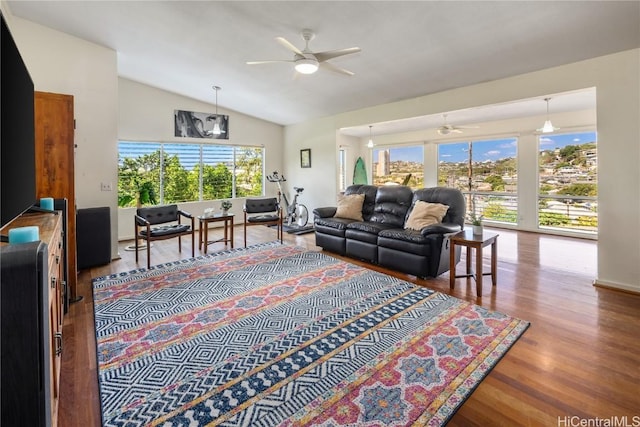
[295,58,319,74]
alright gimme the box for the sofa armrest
[313,207,337,219]
[420,222,462,236]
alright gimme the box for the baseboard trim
[593,279,640,296]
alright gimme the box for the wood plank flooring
[58,226,640,426]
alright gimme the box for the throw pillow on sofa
[334,193,365,221]
[404,200,449,230]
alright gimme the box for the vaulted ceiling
[7,1,640,133]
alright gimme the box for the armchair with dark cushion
[243,198,283,247]
[135,204,195,269]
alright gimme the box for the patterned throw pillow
[334,193,365,221]
[404,201,449,231]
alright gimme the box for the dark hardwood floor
[58,226,640,426]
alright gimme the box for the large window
[372,145,423,188]
[538,131,597,233]
[118,141,263,207]
[438,138,518,224]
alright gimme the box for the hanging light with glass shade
[367,125,374,148]
[538,97,559,133]
[212,85,225,135]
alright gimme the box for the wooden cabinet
[1,211,64,427]
[35,91,77,303]
[45,213,64,421]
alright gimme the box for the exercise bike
[266,171,309,227]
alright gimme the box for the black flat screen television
[1,13,36,228]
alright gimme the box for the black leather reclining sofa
[313,185,466,278]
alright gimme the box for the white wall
[4,12,120,259]
[117,79,284,240]
[284,116,340,208]
[285,49,640,293]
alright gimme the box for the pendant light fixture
[212,85,223,135]
[538,97,559,133]
[367,125,374,148]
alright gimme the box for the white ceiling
[7,1,640,134]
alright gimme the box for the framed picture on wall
[174,110,229,139]
[300,149,311,168]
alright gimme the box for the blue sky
[438,132,596,163]
[374,146,424,162]
[374,131,597,164]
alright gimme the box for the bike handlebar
[266,171,286,182]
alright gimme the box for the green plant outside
[482,201,517,223]
[118,147,262,207]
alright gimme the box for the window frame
[117,140,265,207]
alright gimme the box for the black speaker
[1,241,52,427]
[76,206,111,270]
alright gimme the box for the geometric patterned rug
[93,242,529,426]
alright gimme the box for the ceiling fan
[247,29,361,76]
[437,114,479,135]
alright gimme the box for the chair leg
[146,238,151,269]
[134,223,139,263]
[191,232,195,257]
[178,235,182,253]
[244,223,247,248]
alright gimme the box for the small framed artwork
[300,148,311,168]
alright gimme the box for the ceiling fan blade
[276,37,304,56]
[315,47,361,62]
[320,61,355,76]
[438,126,464,135]
[246,60,294,65]
[456,125,480,129]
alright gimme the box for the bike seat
[294,187,304,193]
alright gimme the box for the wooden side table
[198,213,234,254]
[449,229,499,297]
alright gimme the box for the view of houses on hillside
[372,131,597,233]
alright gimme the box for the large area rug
[93,242,529,426]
